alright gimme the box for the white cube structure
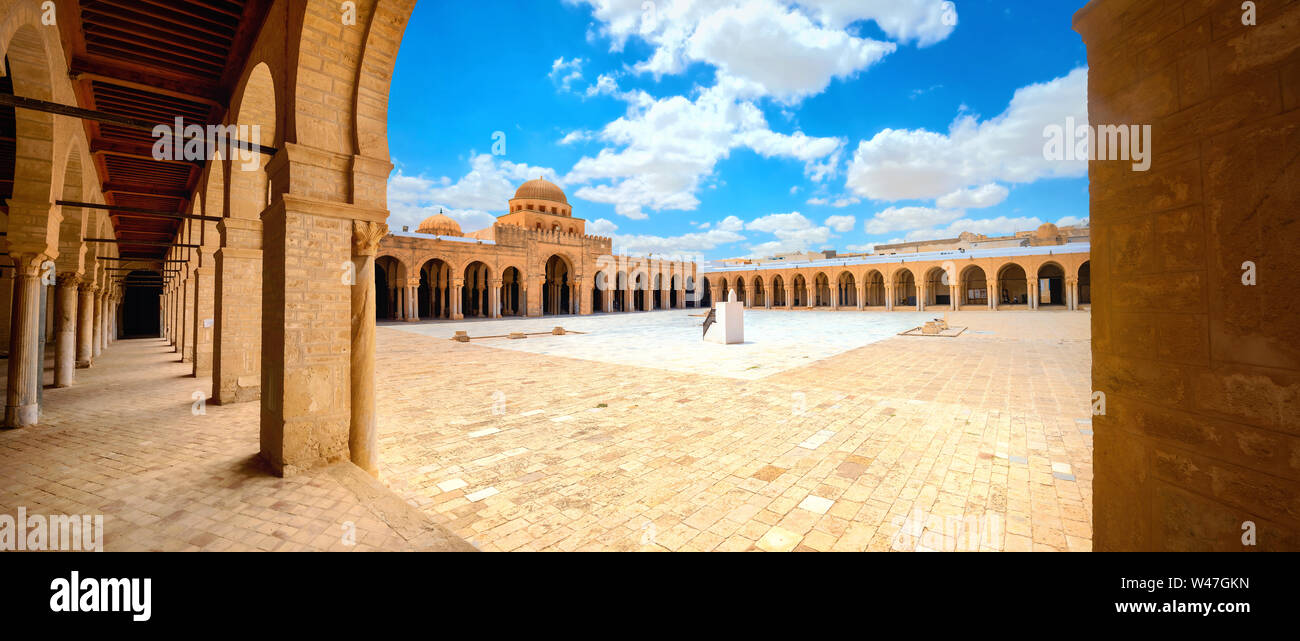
[705,289,745,345]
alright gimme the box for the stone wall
[1075,0,1300,550]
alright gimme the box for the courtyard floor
[377,309,1093,551]
[0,309,1091,552]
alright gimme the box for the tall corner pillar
[4,254,48,427]
[349,220,388,476]
[53,273,80,388]
[570,277,582,315]
[212,217,263,405]
[181,273,196,362]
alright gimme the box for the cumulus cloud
[593,217,745,257]
[845,67,1088,202]
[549,57,586,92]
[564,84,844,218]
[572,0,956,101]
[386,155,563,233]
[863,206,964,234]
[824,215,856,232]
[744,211,833,256]
[936,183,1010,209]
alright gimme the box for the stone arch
[996,262,1029,306]
[959,265,989,307]
[462,260,492,318]
[792,273,809,307]
[418,256,453,319]
[544,254,573,315]
[837,271,856,307]
[54,140,90,275]
[923,266,949,307]
[226,61,278,220]
[1036,261,1067,307]
[771,274,786,306]
[1,18,58,258]
[812,272,831,307]
[1078,260,1091,305]
[863,269,885,307]
[893,268,917,307]
[501,265,523,316]
[751,275,765,307]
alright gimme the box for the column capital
[56,272,82,287]
[352,220,389,256]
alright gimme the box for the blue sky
[387,0,1091,261]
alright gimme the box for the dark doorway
[123,285,161,337]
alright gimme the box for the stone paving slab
[376,310,1093,552]
[0,339,473,552]
[386,310,941,380]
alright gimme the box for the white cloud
[807,195,860,207]
[565,84,843,218]
[572,0,956,101]
[935,183,1010,209]
[386,155,564,233]
[863,206,963,234]
[845,67,1088,202]
[592,217,745,257]
[824,215,855,232]
[550,57,586,92]
[744,211,833,256]
[795,0,958,46]
[685,0,896,103]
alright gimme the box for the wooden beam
[0,93,277,156]
[84,238,200,249]
[56,200,220,223]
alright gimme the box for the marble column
[54,274,80,388]
[784,287,794,310]
[350,221,387,476]
[491,279,502,318]
[77,283,95,367]
[452,279,464,320]
[950,281,959,311]
[5,255,45,427]
[93,291,104,358]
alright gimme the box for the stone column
[213,217,263,405]
[0,269,13,357]
[93,291,104,358]
[950,281,959,311]
[54,274,80,388]
[452,279,464,320]
[1029,276,1039,310]
[884,284,893,311]
[193,263,217,376]
[77,283,95,367]
[405,281,420,321]
[784,287,794,310]
[44,285,55,343]
[916,284,925,312]
[350,221,387,476]
[181,274,196,362]
[602,282,613,313]
[5,255,45,427]
[491,278,502,318]
[570,278,581,315]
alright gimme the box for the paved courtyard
[388,309,938,379]
[377,309,1093,551]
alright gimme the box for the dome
[514,177,568,204]
[416,212,462,237]
[1034,223,1060,240]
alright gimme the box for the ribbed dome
[416,213,462,237]
[514,177,567,204]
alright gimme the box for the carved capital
[352,220,389,256]
[56,272,82,287]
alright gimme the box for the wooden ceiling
[52,0,274,260]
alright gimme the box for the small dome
[416,212,462,237]
[514,177,568,204]
[1034,223,1060,240]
